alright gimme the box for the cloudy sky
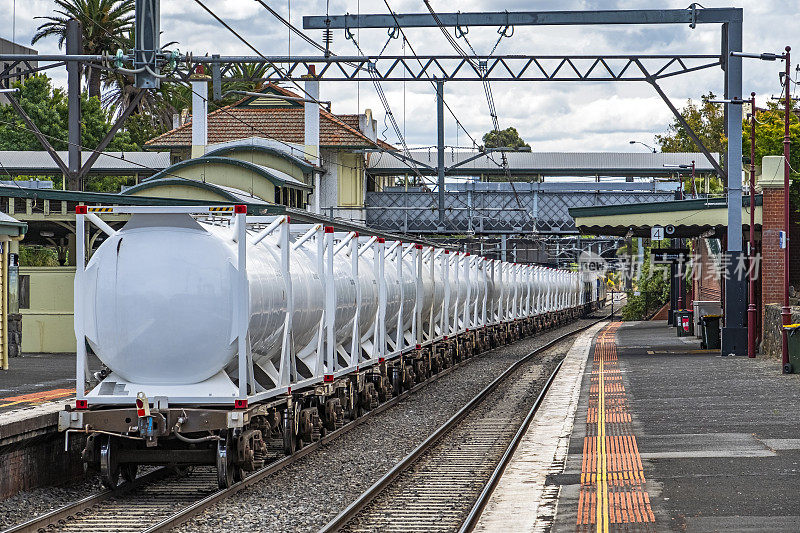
[3,0,797,151]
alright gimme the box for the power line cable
[187,0,433,188]
[191,0,329,111]
[378,0,481,151]
[343,30,431,187]
[423,1,529,225]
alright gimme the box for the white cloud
[3,0,797,152]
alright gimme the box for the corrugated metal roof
[367,151,720,176]
[0,151,170,174]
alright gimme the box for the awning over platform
[569,195,761,238]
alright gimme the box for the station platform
[0,353,101,414]
[476,320,800,533]
[0,353,101,498]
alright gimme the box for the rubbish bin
[699,314,721,349]
[782,324,800,373]
[676,310,694,337]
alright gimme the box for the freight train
[59,205,605,488]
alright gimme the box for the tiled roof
[337,114,360,131]
[146,84,381,149]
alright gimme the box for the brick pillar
[759,156,786,327]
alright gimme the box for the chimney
[359,109,377,142]
[303,66,321,213]
[190,65,211,159]
[303,66,320,164]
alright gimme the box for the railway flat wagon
[59,205,603,488]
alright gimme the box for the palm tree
[32,0,134,99]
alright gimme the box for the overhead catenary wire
[423,0,530,226]
[174,81,441,187]
[191,0,329,111]
[188,0,437,187]
[343,28,432,188]
[378,0,482,152]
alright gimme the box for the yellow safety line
[596,340,609,533]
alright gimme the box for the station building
[144,83,395,220]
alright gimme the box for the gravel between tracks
[0,475,101,530]
[173,318,601,533]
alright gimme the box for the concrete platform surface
[0,353,100,415]
[543,320,800,533]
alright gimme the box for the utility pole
[66,19,81,191]
[436,80,445,231]
[782,46,792,372]
[722,20,746,356]
[748,92,757,358]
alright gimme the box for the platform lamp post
[748,92,757,358]
[731,47,791,369]
[629,140,657,153]
[664,162,697,200]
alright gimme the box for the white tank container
[84,215,382,386]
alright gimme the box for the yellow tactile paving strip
[577,322,656,532]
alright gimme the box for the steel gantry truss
[124,54,723,83]
[0,6,747,355]
[299,6,747,356]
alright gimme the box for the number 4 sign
[651,226,665,241]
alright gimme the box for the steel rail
[2,315,603,533]
[2,360,463,533]
[2,467,172,533]
[141,314,601,533]
[319,316,604,532]
[459,354,564,532]
[141,350,469,533]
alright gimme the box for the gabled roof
[122,178,272,204]
[142,156,313,190]
[145,84,381,150]
[203,142,316,173]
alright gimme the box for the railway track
[320,333,576,533]
[3,317,603,533]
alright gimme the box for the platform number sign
[651,226,665,241]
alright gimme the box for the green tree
[742,100,800,204]
[482,127,530,150]
[19,246,59,267]
[657,92,800,202]
[621,241,672,321]
[656,92,726,155]
[0,75,137,152]
[32,0,134,99]
[0,76,67,151]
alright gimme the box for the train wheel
[99,435,120,489]
[120,463,138,483]
[390,365,401,396]
[282,405,298,455]
[217,431,235,489]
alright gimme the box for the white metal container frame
[74,206,592,407]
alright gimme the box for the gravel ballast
[174,318,602,533]
[0,317,603,532]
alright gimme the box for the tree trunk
[88,67,102,99]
